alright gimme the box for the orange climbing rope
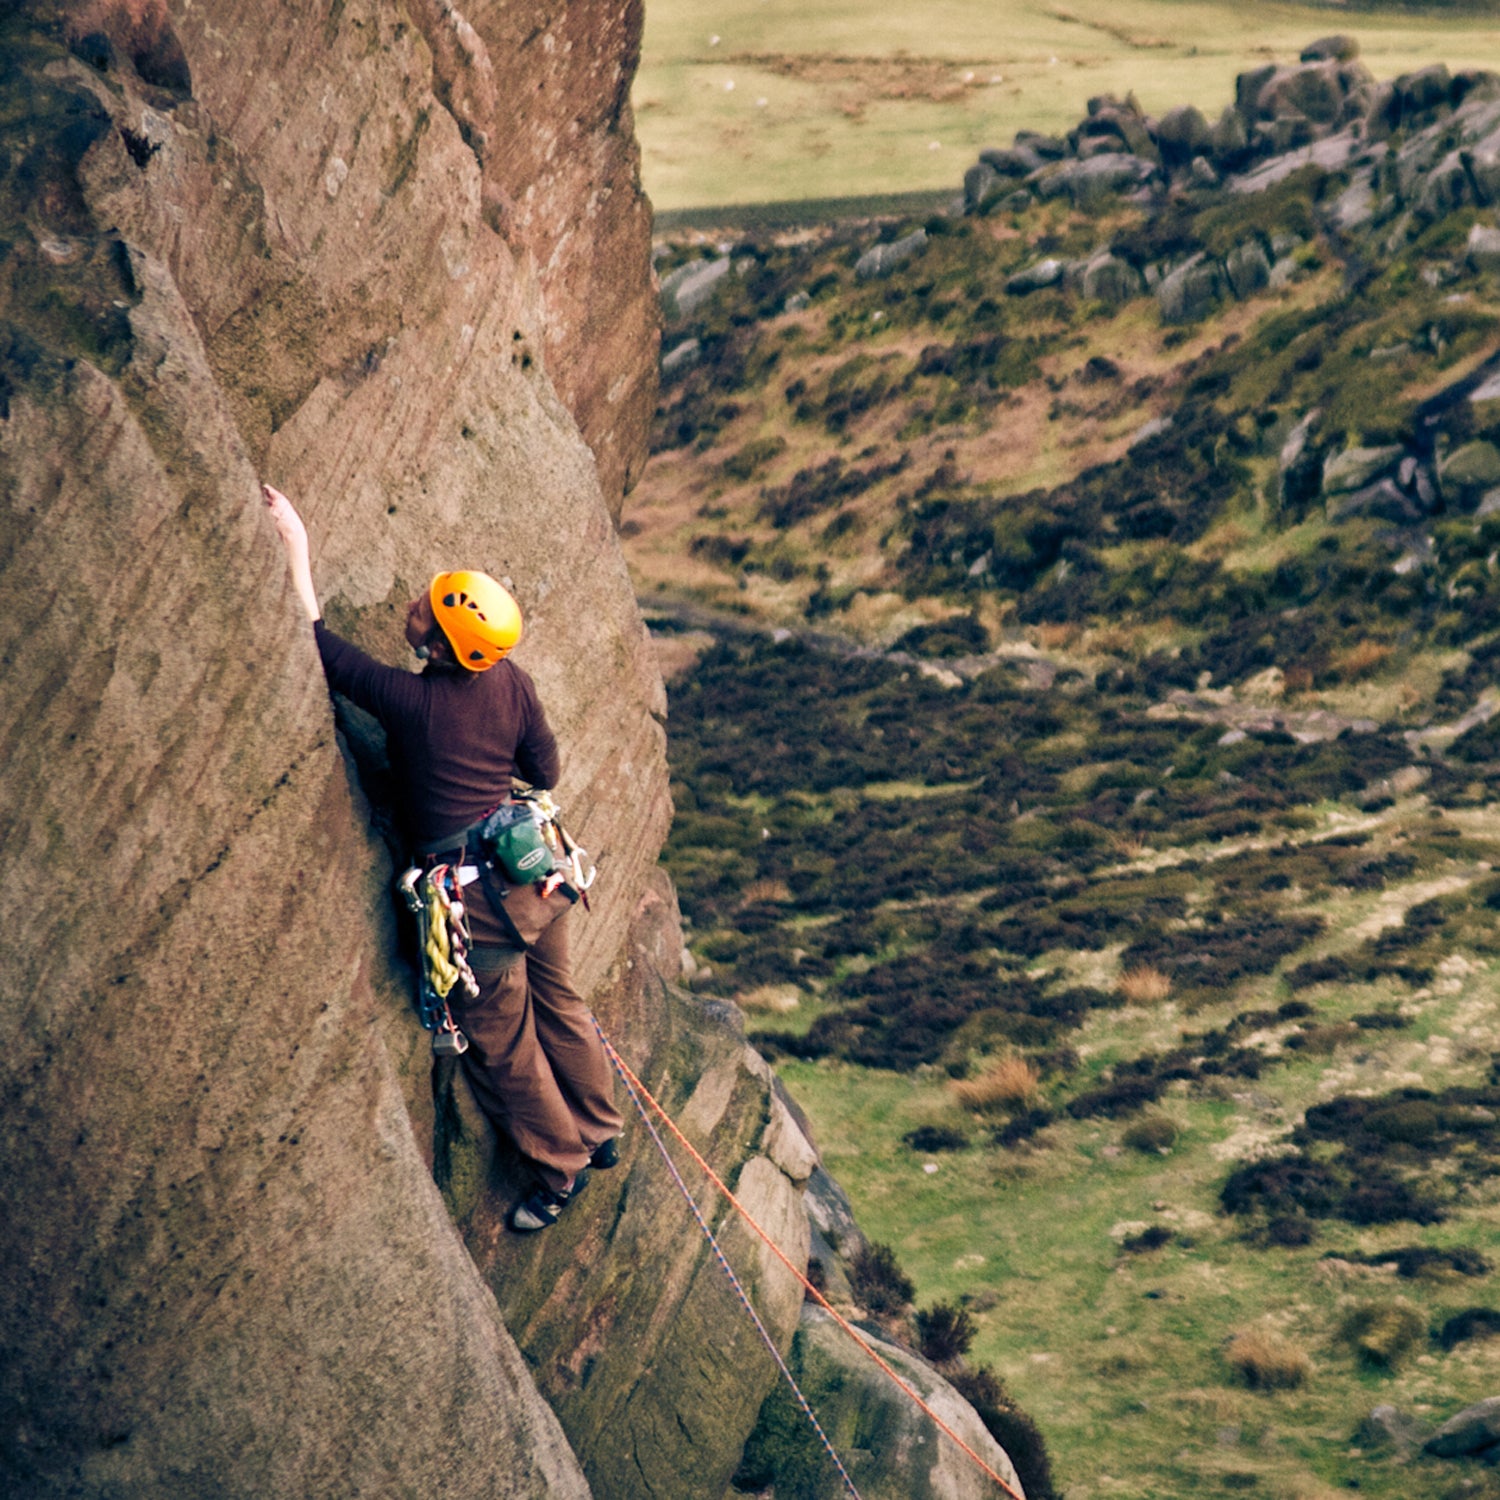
[594,1024,1026,1500]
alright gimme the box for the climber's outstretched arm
[262,483,322,623]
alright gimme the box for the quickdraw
[397,863,479,1056]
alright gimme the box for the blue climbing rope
[595,1020,864,1500]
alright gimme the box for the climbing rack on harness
[397,864,478,1056]
[510,784,597,903]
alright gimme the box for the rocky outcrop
[738,1309,1027,1500]
[0,4,835,1498]
[1426,1396,1500,1460]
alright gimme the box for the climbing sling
[397,787,597,1053]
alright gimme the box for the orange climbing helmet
[429,570,522,671]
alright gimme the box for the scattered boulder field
[635,34,1500,1500]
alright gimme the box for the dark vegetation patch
[1438,1307,1500,1350]
[665,634,1490,1098]
[1327,1245,1490,1280]
[902,1125,970,1153]
[1223,1084,1500,1230]
[758,451,908,528]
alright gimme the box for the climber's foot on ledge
[508,1169,590,1232]
[589,1137,620,1170]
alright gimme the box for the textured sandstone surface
[0,4,804,1498]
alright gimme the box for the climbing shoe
[589,1137,621,1170]
[508,1169,589,1233]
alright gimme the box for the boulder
[1441,441,1500,506]
[662,337,702,380]
[855,229,928,280]
[1210,105,1251,165]
[1469,127,1500,204]
[1457,71,1500,108]
[1081,252,1144,305]
[1030,153,1156,207]
[1327,479,1423,524]
[979,145,1046,177]
[1156,253,1227,323]
[662,255,733,318]
[1014,130,1068,160]
[1256,61,1346,128]
[737,1308,1028,1500]
[1391,128,1447,202]
[1156,105,1214,167]
[1331,173,1377,231]
[1469,224,1500,269]
[1427,1397,1500,1459]
[1417,150,1475,219]
[1355,1403,1430,1455]
[964,162,999,212]
[1190,156,1220,188]
[1006,257,1066,295]
[1364,81,1402,141]
[1396,64,1454,122]
[1236,63,1281,122]
[1254,115,1318,155]
[1303,35,1360,65]
[1323,445,1406,496]
[1131,416,1174,447]
[1078,135,1127,160]
[1225,240,1271,299]
[1279,409,1324,517]
[1078,98,1159,163]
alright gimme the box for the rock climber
[262,482,622,1231]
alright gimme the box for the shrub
[948,1366,1059,1500]
[1067,1076,1162,1120]
[1118,965,1172,1004]
[1285,1021,1358,1056]
[992,1106,1056,1148]
[915,1301,977,1363]
[1225,1329,1311,1390]
[1438,1307,1500,1351]
[1266,1214,1316,1247]
[1340,1300,1426,1367]
[1122,1114,1179,1153]
[1121,1226,1173,1254]
[850,1242,914,1315]
[902,1125,970,1153]
[951,1056,1041,1113]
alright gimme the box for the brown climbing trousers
[445,877,623,1196]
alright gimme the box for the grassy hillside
[635,0,1500,209]
[627,44,1500,1500]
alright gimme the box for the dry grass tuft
[1225,1328,1312,1390]
[1036,621,1080,651]
[736,984,802,1014]
[738,878,793,907]
[951,1056,1040,1113]
[1333,639,1394,682]
[1118,965,1172,1004]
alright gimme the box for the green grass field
[775,915,1500,1499]
[635,0,1500,210]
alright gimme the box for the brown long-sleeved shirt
[314,621,560,851]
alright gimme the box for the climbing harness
[591,1018,1026,1500]
[397,787,595,1050]
[397,863,477,1056]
